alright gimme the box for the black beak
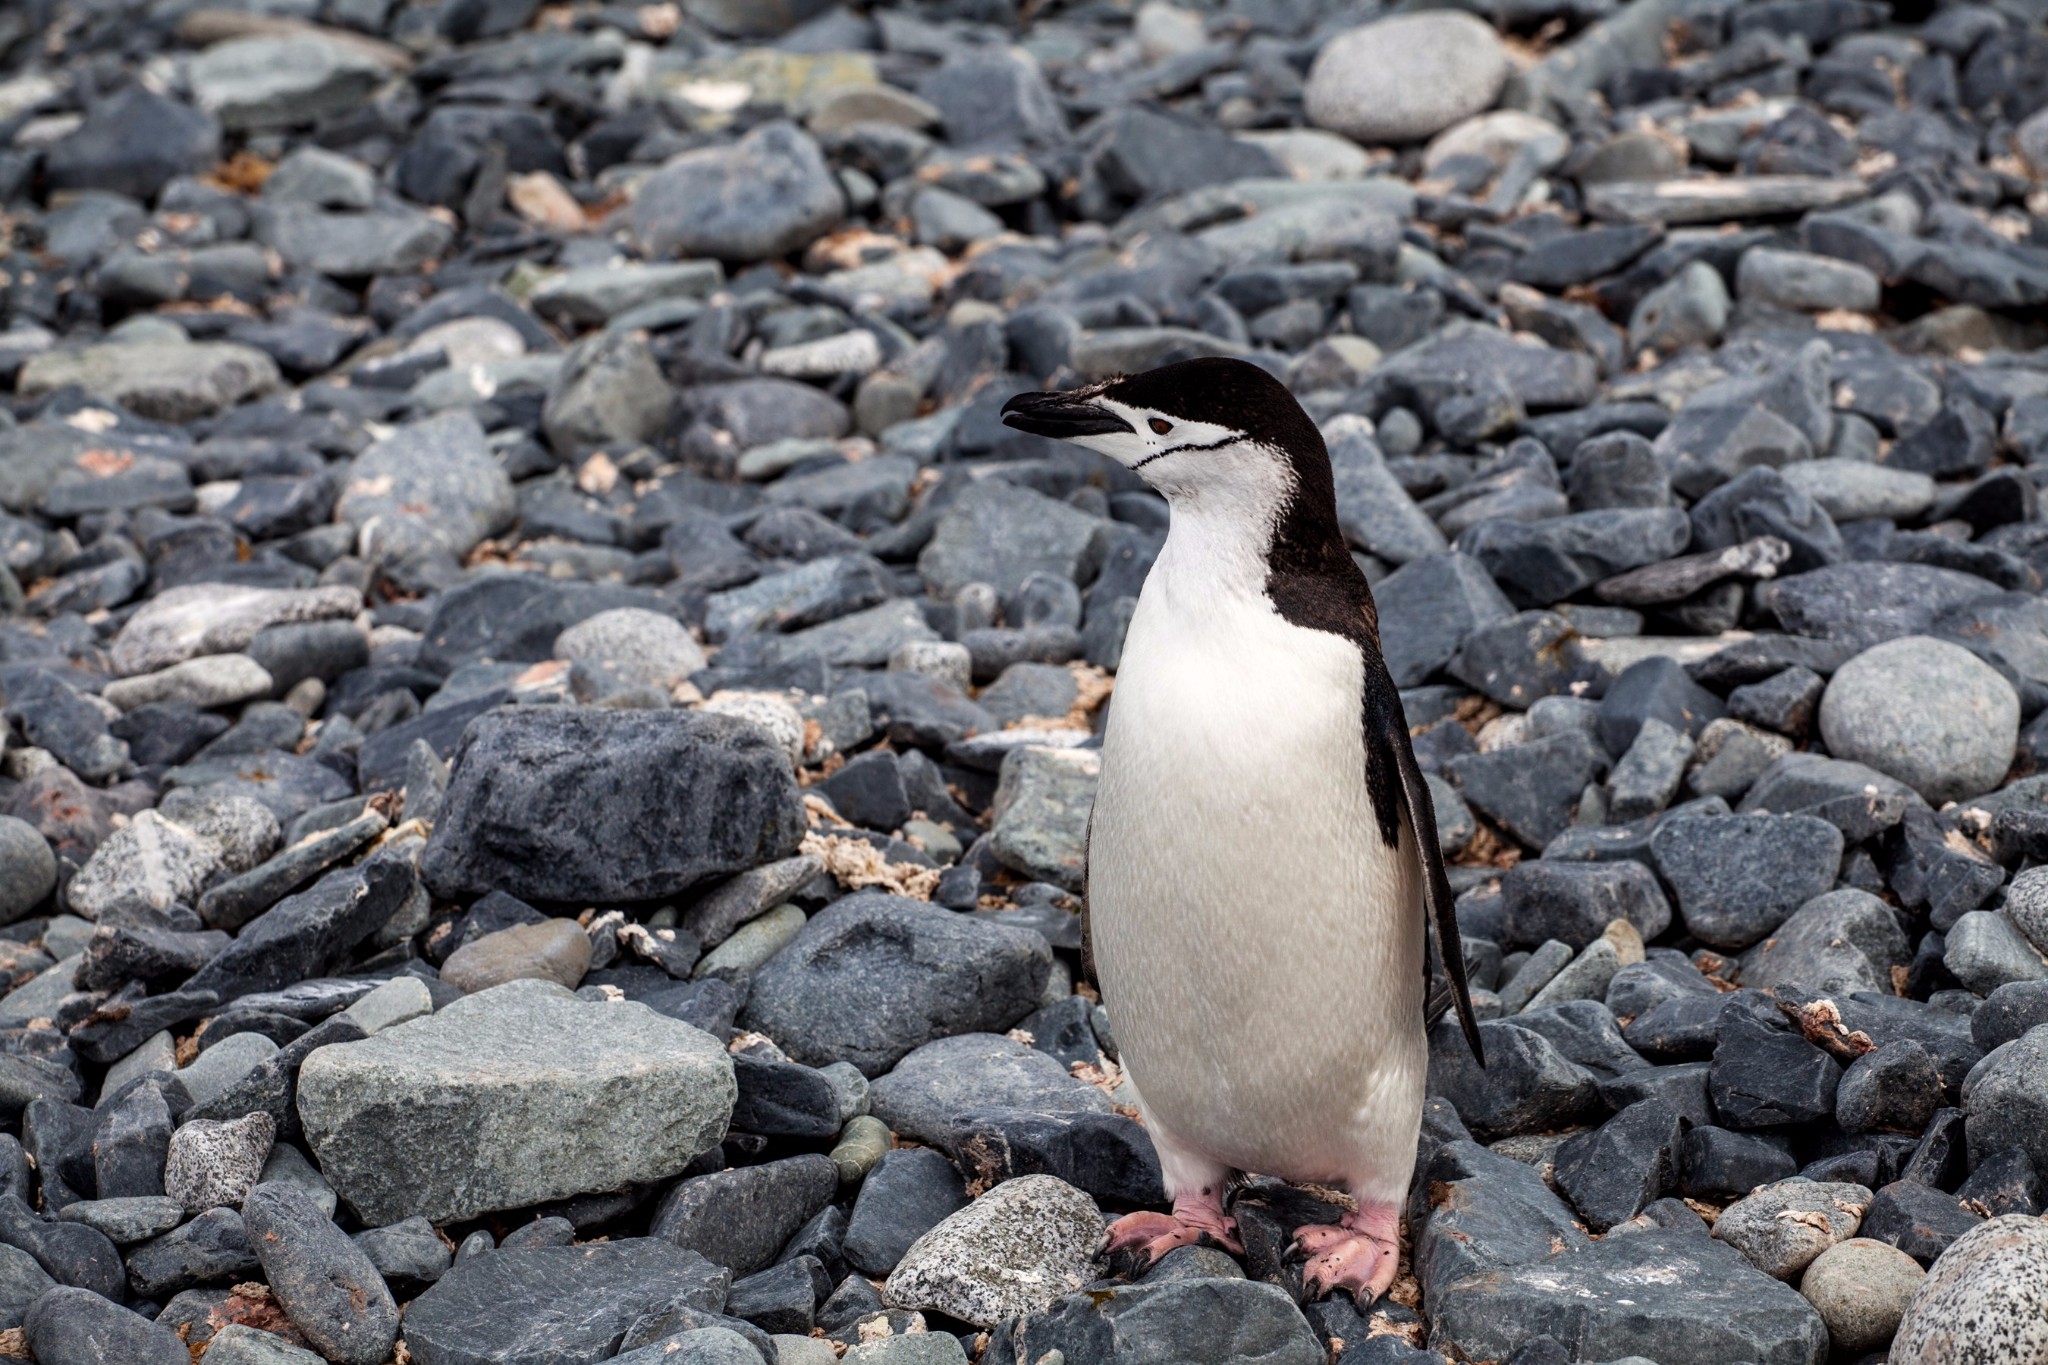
[1001,389,1135,440]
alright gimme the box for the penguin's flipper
[1370,679,1486,1067]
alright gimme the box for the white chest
[1085,545,1427,1182]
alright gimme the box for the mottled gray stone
[884,1175,1102,1328]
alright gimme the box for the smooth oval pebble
[1800,1237,1925,1353]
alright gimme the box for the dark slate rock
[421,708,806,903]
[1425,1018,1602,1141]
[1953,1146,2042,1217]
[1448,610,1606,709]
[1708,1010,1843,1129]
[76,924,228,991]
[1371,552,1516,688]
[730,1054,842,1140]
[627,120,842,263]
[1605,959,1717,1018]
[1738,887,1908,996]
[842,1147,967,1278]
[1972,980,2048,1052]
[649,1155,838,1279]
[1597,1061,1712,1128]
[865,673,998,750]
[352,1216,453,1287]
[1497,856,1672,951]
[1757,562,2002,650]
[1448,730,1611,849]
[1551,1099,1687,1232]
[1858,1179,1984,1265]
[0,1195,121,1302]
[1727,665,1826,739]
[1458,508,1691,609]
[185,860,413,1004]
[1429,1226,1828,1365]
[161,750,353,826]
[1567,430,1673,512]
[1018,994,1103,1070]
[414,576,687,679]
[198,808,387,932]
[946,1107,1166,1207]
[1513,225,1662,289]
[1013,1278,1323,1365]
[1687,470,1851,577]
[1900,1107,1970,1191]
[402,1239,732,1365]
[1513,1001,1653,1079]
[1680,1125,1800,1199]
[109,703,231,769]
[1835,1040,1945,1135]
[1649,813,1843,950]
[0,1241,50,1330]
[25,1285,187,1365]
[1657,408,1814,503]
[68,985,221,1066]
[725,1254,827,1336]
[44,86,219,202]
[815,750,912,833]
[866,1033,1111,1150]
[121,1207,258,1300]
[1598,656,1726,755]
[741,893,1052,1076]
[91,1079,172,1199]
[242,1179,399,1365]
[1412,1138,1591,1306]
[1088,106,1286,206]
[1885,400,1998,478]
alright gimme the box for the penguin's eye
[1148,418,1173,435]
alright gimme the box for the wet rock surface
[1,0,2047,1361]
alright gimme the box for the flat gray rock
[402,1238,731,1365]
[743,896,1052,1077]
[298,979,735,1225]
[17,340,280,423]
[1431,1224,1830,1364]
[866,1033,1109,1148]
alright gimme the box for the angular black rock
[421,709,808,903]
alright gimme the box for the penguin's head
[1000,358,1328,504]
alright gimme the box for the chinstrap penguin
[1001,358,1484,1303]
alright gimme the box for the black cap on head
[1100,357,1326,459]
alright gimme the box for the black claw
[1101,1247,1152,1281]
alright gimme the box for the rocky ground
[0,0,2046,1361]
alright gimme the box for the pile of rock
[0,0,2046,1361]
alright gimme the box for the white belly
[1089,578,1428,1195]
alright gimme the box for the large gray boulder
[298,980,735,1225]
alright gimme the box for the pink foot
[1291,1201,1401,1304]
[1100,1197,1242,1274]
